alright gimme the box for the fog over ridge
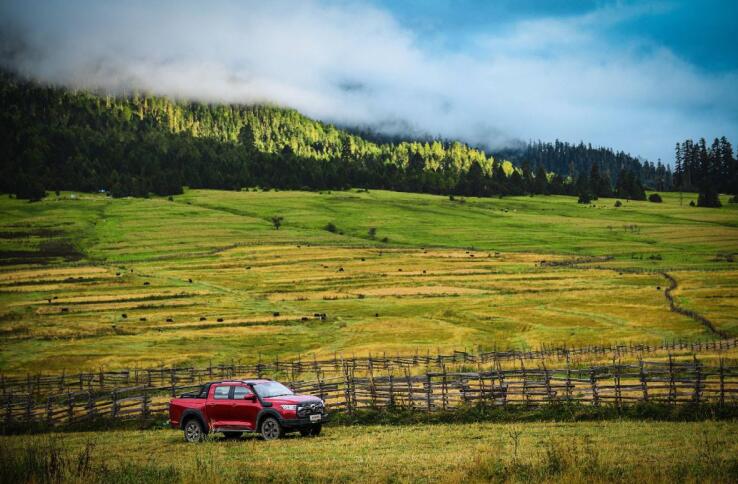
[2,0,737,163]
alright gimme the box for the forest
[1,72,735,203]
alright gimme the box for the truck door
[206,385,233,427]
[230,385,261,430]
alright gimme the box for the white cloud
[2,0,736,162]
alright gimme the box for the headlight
[281,404,297,411]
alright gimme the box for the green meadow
[2,420,738,483]
[0,189,736,374]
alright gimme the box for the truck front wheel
[260,417,283,440]
[183,418,205,443]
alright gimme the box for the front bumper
[281,413,330,428]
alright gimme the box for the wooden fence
[2,338,736,400]
[3,357,738,433]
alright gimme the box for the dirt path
[660,271,728,339]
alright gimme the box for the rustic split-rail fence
[2,339,738,433]
[2,337,736,399]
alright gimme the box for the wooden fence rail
[2,337,736,400]
[2,358,738,433]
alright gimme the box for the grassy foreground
[2,420,738,483]
[1,189,737,373]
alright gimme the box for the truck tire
[260,416,283,441]
[300,424,321,437]
[183,418,205,443]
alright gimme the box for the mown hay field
[0,189,737,374]
[2,420,738,483]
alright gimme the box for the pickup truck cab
[169,379,327,442]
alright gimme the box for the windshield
[253,381,294,398]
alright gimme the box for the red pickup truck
[169,379,327,441]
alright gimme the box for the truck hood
[263,394,322,405]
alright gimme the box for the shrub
[614,200,622,207]
[577,193,592,204]
[728,195,738,204]
[689,200,696,207]
[368,227,377,239]
[271,216,283,230]
[648,193,663,203]
[324,222,338,233]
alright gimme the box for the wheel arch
[181,409,208,433]
[256,409,283,431]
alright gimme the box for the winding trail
[660,271,728,339]
[554,257,727,339]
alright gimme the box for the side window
[233,386,252,400]
[213,385,231,400]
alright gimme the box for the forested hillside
[0,73,688,201]
[496,141,674,191]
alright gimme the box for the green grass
[2,420,738,483]
[0,189,736,373]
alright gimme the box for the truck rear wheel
[260,417,283,441]
[183,418,205,443]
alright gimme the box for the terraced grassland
[2,421,738,483]
[0,190,736,374]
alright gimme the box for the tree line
[0,72,717,204]
[674,137,737,207]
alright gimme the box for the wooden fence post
[142,388,150,420]
[67,393,74,423]
[719,358,725,407]
[426,373,432,413]
[692,356,702,404]
[639,359,649,402]
[86,391,96,420]
[111,391,118,418]
[668,355,676,405]
[590,370,599,406]
[170,368,176,397]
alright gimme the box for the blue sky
[2,0,737,164]
[376,0,738,71]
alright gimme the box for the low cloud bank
[2,0,736,162]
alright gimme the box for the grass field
[0,189,737,374]
[2,421,738,483]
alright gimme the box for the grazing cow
[200,317,207,321]
[217,318,224,322]
[143,282,150,286]
[273,312,280,317]
[166,318,173,322]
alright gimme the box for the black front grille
[298,401,324,417]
